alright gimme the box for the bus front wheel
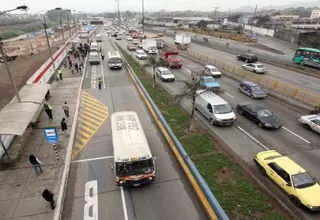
[299,61,305,66]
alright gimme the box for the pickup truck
[159,50,182,68]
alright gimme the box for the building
[271,15,299,21]
[172,17,212,25]
[310,10,320,19]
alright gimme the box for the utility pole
[0,39,21,103]
[142,0,145,34]
[115,0,121,24]
[24,9,34,52]
[212,7,220,25]
[250,4,258,32]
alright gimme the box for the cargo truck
[159,50,182,68]
[142,39,158,54]
[174,33,191,50]
[153,37,164,49]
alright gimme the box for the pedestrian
[61,118,68,137]
[45,90,51,101]
[101,52,104,60]
[42,189,56,210]
[58,69,63,80]
[75,62,79,73]
[62,102,70,117]
[44,103,53,119]
[68,59,72,69]
[29,154,42,174]
[310,106,320,114]
[98,78,102,90]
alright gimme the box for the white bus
[111,111,156,187]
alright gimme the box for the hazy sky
[1,0,310,13]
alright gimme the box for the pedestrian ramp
[71,91,109,159]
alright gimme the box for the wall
[244,25,274,37]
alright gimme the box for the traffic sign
[44,128,59,144]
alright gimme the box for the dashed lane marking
[71,91,109,159]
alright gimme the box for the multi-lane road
[151,29,320,94]
[61,29,207,220]
[116,36,320,219]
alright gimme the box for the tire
[290,196,301,207]
[245,59,248,63]
[300,61,305,66]
[258,122,263,128]
[258,165,267,176]
[253,70,256,73]
[250,94,255,99]
[237,108,243,115]
[209,118,215,125]
[303,124,311,130]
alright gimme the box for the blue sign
[44,128,59,144]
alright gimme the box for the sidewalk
[0,64,82,219]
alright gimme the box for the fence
[166,42,320,107]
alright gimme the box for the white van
[107,51,123,70]
[90,42,99,52]
[195,90,236,126]
[89,51,100,65]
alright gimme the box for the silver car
[242,63,267,74]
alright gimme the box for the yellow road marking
[72,91,109,160]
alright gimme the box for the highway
[61,28,207,220]
[146,29,320,94]
[116,36,320,220]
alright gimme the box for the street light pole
[23,9,34,53]
[0,5,28,103]
[0,39,22,102]
[59,12,65,41]
[43,8,62,78]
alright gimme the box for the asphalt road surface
[147,30,320,94]
[116,36,320,220]
[61,29,207,220]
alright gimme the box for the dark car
[236,102,282,129]
[236,53,258,63]
[238,81,267,99]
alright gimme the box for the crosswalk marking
[72,91,109,159]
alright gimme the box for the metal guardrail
[165,42,320,107]
[112,40,229,220]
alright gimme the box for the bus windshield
[116,159,154,176]
[293,48,320,69]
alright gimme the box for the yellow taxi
[254,150,320,211]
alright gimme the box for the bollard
[53,144,60,161]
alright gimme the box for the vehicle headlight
[119,180,126,184]
[264,123,272,127]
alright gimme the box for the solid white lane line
[310,83,320,88]
[282,126,310,144]
[100,58,106,88]
[71,156,114,163]
[120,187,129,220]
[224,92,235,99]
[236,126,270,151]
[182,66,191,73]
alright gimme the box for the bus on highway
[292,47,320,69]
[111,111,156,187]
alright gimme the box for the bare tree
[141,55,166,88]
[173,73,208,132]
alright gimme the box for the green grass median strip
[117,44,288,220]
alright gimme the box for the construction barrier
[166,42,320,107]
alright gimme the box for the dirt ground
[0,30,72,110]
